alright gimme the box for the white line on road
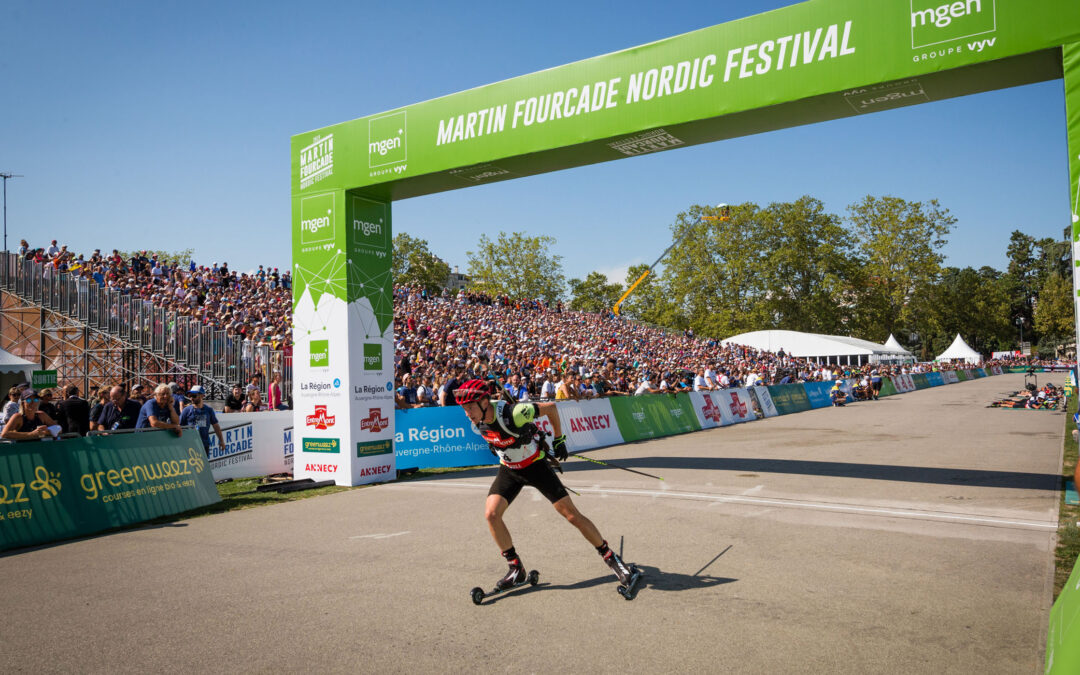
[394,482,1057,531]
[349,531,411,540]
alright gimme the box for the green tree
[758,196,853,335]
[846,195,955,340]
[391,233,450,292]
[1033,272,1074,353]
[568,271,624,314]
[919,266,1012,357]
[663,202,769,338]
[465,231,565,301]
[1004,230,1037,340]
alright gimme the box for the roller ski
[470,562,539,605]
[604,549,643,600]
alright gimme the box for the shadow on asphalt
[0,521,189,559]
[400,456,1062,490]
[479,568,738,604]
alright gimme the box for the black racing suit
[474,400,567,504]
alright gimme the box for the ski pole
[570,453,665,481]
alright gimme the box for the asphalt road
[0,373,1064,673]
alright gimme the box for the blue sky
[1,0,1071,285]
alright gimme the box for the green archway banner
[291,0,1080,487]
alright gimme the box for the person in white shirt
[703,365,719,389]
[540,372,557,401]
[693,368,709,391]
[745,371,760,387]
[718,371,731,388]
[634,375,658,396]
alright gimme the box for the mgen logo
[368,111,407,168]
[300,192,335,246]
[910,0,994,49]
[363,343,382,371]
[309,340,329,368]
[305,405,336,430]
[360,408,390,433]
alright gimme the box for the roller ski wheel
[616,564,643,600]
[470,570,539,605]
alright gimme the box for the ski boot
[603,549,643,600]
[470,561,539,605]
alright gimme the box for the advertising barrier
[690,391,726,429]
[911,374,930,390]
[992,366,1004,375]
[393,406,493,470]
[879,378,898,397]
[208,411,293,480]
[926,372,945,387]
[803,382,833,409]
[541,398,624,451]
[1046,557,1080,673]
[766,384,812,415]
[975,368,987,378]
[721,389,757,424]
[944,371,960,384]
[609,394,701,442]
[956,370,969,382]
[0,432,220,552]
[753,386,779,418]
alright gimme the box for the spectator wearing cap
[129,384,147,405]
[137,384,183,435]
[224,384,246,413]
[97,385,143,431]
[1,389,59,440]
[56,384,91,436]
[179,385,223,454]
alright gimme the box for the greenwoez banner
[1047,557,1080,673]
[911,373,930,389]
[610,394,701,442]
[292,0,1080,202]
[0,432,220,552]
[879,379,899,397]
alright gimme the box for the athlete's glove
[551,434,569,461]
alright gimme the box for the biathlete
[453,379,637,593]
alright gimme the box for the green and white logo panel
[910,0,995,49]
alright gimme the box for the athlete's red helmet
[454,379,491,405]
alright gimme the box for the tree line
[392,195,1074,359]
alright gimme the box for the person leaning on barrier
[97,385,143,431]
[56,384,91,436]
[1,389,59,441]
[37,388,59,422]
[136,384,183,436]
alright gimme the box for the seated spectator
[242,388,266,412]
[1,389,59,440]
[395,374,422,409]
[830,380,847,407]
[129,384,148,405]
[56,385,91,436]
[136,384,184,435]
[97,385,143,431]
[504,374,529,401]
[224,384,246,413]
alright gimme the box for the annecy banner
[0,433,220,552]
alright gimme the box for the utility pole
[0,173,24,252]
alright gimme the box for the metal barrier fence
[0,252,291,402]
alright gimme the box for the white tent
[883,334,913,357]
[935,334,981,364]
[0,348,35,379]
[723,330,915,366]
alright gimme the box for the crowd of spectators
[17,239,293,351]
[388,284,995,409]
